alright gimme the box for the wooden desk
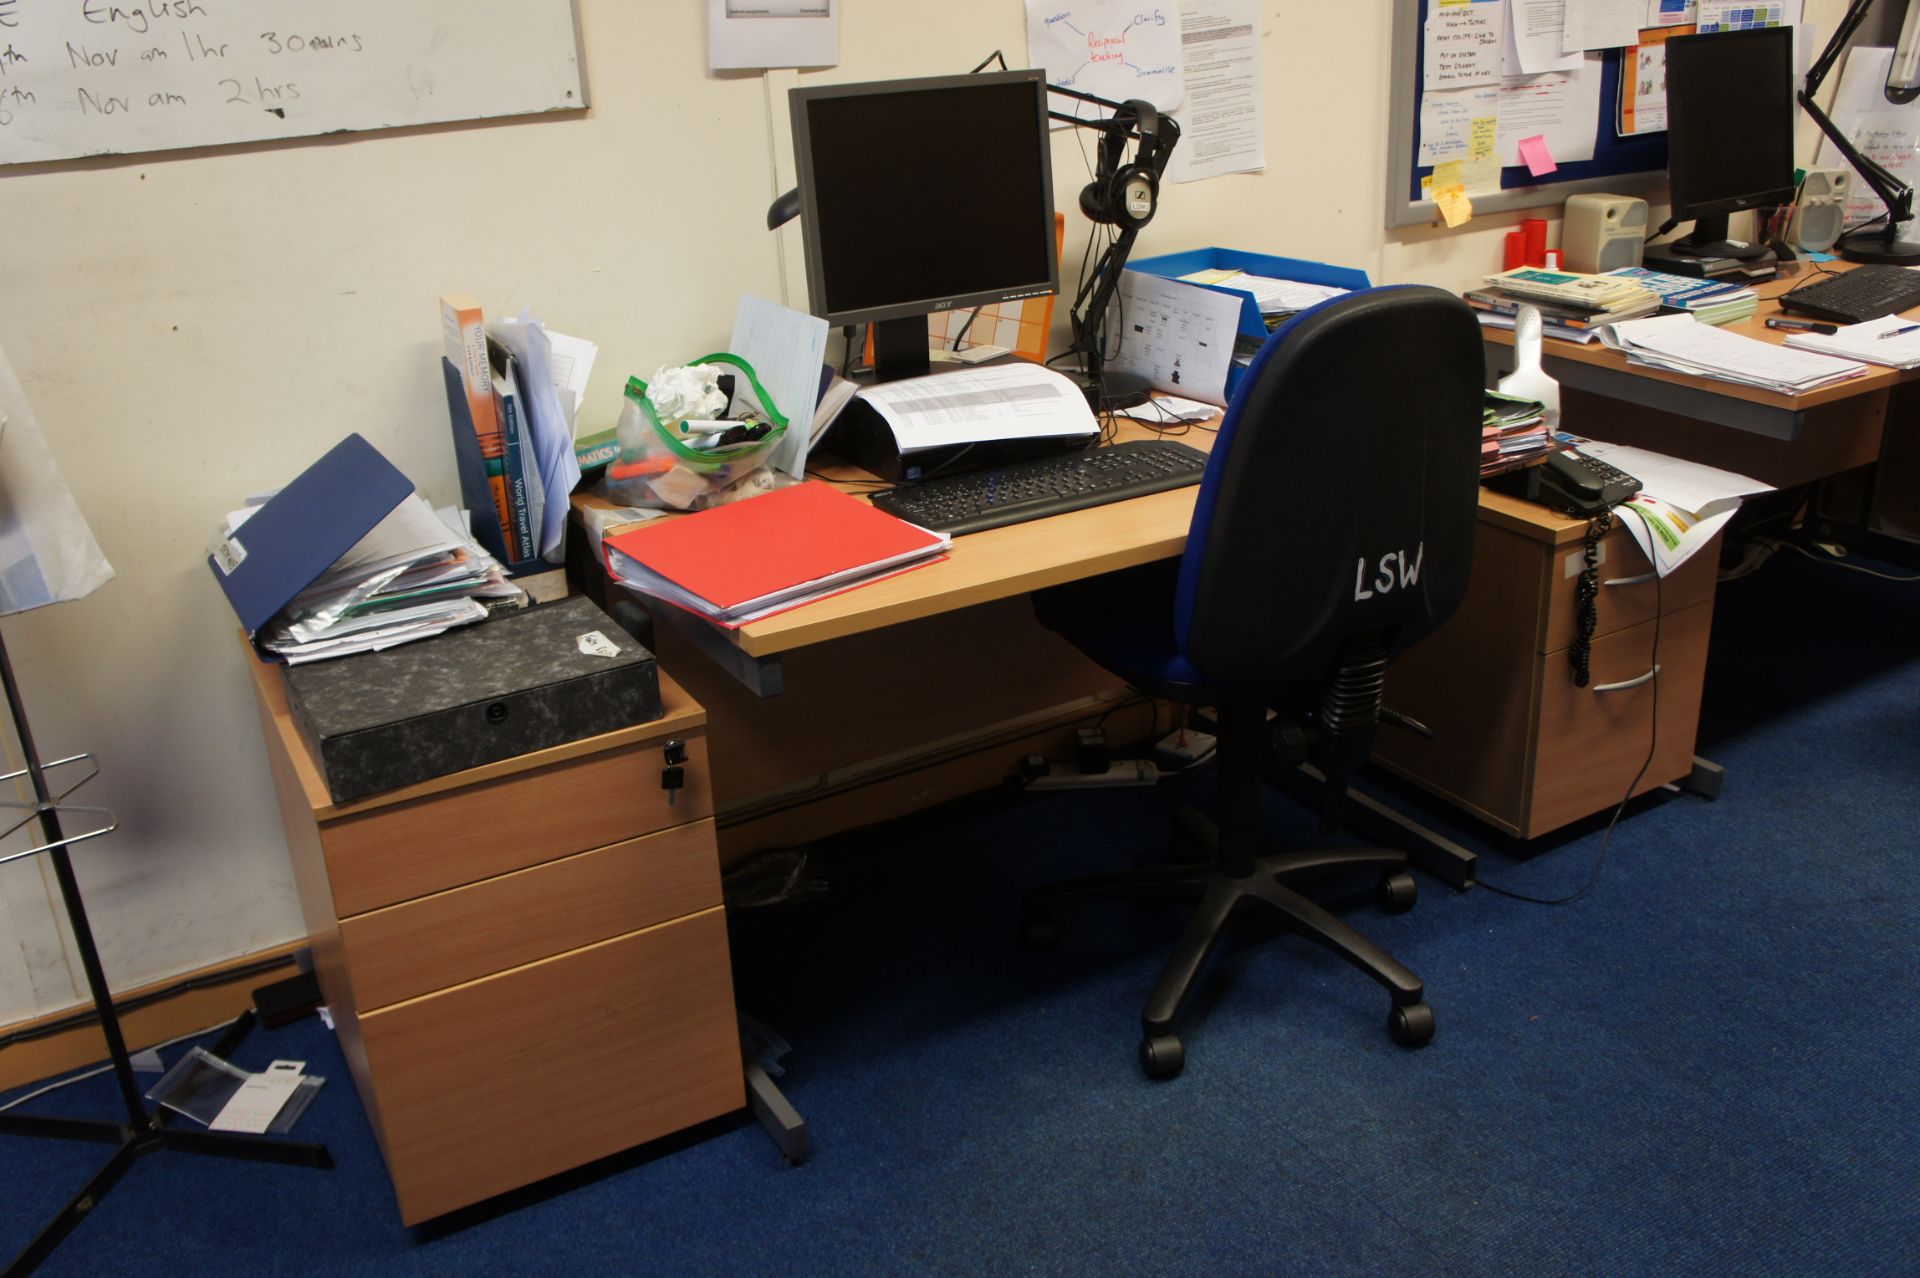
[574,421,1207,869]
[1480,264,1911,490]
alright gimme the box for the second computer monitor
[1662,26,1797,261]
[789,70,1060,383]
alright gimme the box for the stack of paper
[1597,314,1869,394]
[1176,268,1351,322]
[1781,313,1920,369]
[603,481,949,628]
[226,495,521,664]
[1480,390,1552,477]
[1567,437,1774,577]
[1604,266,1758,327]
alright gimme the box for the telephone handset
[1527,447,1643,517]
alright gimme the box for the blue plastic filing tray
[1124,248,1373,397]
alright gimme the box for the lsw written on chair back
[1172,285,1486,688]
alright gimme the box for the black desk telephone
[1523,447,1643,517]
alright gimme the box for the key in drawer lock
[662,738,688,807]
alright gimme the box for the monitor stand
[1643,213,1778,280]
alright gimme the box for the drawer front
[359,909,743,1226]
[339,819,721,1010]
[1541,527,1717,654]
[1528,599,1713,836]
[323,729,713,916]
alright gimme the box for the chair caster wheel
[1140,1033,1185,1079]
[1388,1002,1435,1047]
[1018,912,1057,950]
[1377,871,1417,914]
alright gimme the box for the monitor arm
[1046,84,1181,407]
[1801,0,1918,256]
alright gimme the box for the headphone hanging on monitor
[1079,99,1162,231]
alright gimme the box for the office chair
[1020,285,1484,1079]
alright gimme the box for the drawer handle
[1602,572,1656,588]
[1591,665,1660,693]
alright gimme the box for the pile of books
[1480,389,1551,478]
[1603,266,1758,326]
[1466,267,1661,343]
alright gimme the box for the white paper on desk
[1233,275,1351,316]
[855,364,1100,452]
[1784,314,1920,368]
[1164,0,1264,183]
[1507,0,1588,76]
[487,315,580,562]
[1599,313,1868,392]
[1103,270,1241,406]
[1495,60,1603,165]
[1027,0,1185,125]
[708,0,837,70]
[1560,0,1640,53]
[730,295,830,481]
[1569,437,1773,516]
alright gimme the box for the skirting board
[0,940,306,1093]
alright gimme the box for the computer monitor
[788,70,1059,384]
[1660,27,1797,262]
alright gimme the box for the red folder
[601,482,949,625]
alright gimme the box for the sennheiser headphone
[1079,99,1162,231]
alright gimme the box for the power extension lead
[1025,760,1160,790]
[1155,728,1217,769]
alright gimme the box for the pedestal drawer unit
[1371,492,1719,840]
[249,654,743,1225]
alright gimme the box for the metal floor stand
[0,632,332,1278]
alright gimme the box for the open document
[854,363,1099,453]
[1597,313,1868,394]
[1567,437,1774,577]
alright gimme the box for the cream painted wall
[0,1,1857,1025]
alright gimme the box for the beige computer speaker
[1561,194,1649,273]
[1791,167,1852,252]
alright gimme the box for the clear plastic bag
[145,1046,324,1133]
[597,353,791,511]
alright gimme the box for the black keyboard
[870,440,1209,535]
[1778,264,1920,325]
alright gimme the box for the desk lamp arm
[1801,0,1916,240]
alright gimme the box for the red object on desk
[1503,229,1527,270]
[600,481,948,626]
[1522,218,1548,267]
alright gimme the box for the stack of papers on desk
[1780,313,1920,369]
[602,481,949,628]
[1597,314,1868,394]
[1603,267,1757,326]
[1481,390,1551,477]
[220,495,520,664]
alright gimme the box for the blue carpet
[3,547,1916,1276]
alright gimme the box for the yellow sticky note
[1433,182,1472,228]
[1469,115,1497,159]
[1431,160,1464,188]
[1460,155,1503,195]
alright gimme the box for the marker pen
[1764,317,1837,335]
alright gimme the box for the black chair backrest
[1173,285,1485,687]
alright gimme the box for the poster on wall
[708,0,839,71]
[1024,0,1187,124]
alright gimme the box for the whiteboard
[0,0,587,166]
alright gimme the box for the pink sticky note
[1517,135,1557,177]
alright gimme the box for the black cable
[0,952,298,1053]
[1479,522,1666,907]
[1568,510,1613,688]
